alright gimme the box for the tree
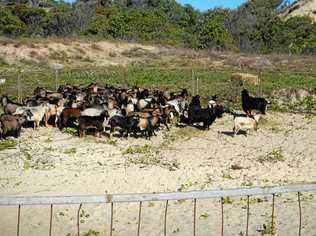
[198,20,235,50]
[0,7,26,36]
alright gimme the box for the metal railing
[0,183,315,236]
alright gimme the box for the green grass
[222,196,234,204]
[256,223,274,235]
[81,231,103,236]
[97,138,117,146]
[173,126,203,139]
[122,144,152,155]
[0,138,18,151]
[64,148,77,155]
[200,213,209,219]
[177,180,196,192]
[257,148,285,163]
[1,65,316,110]
[62,128,77,136]
[259,117,284,133]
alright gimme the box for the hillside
[0,38,315,73]
[0,0,315,54]
[281,0,316,21]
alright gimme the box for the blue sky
[176,0,296,11]
[176,0,248,11]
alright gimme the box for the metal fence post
[77,203,82,236]
[55,69,59,91]
[137,201,142,236]
[49,204,53,236]
[17,204,21,236]
[271,194,275,236]
[246,196,250,236]
[221,197,224,236]
[17,74,22,103]
[298,192,302,236]
[191,69,194,96]
[196,78,199,95]
[164,200,168,236]
[193,199,197,236]
[110,202,114,236]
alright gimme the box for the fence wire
[1,67,315,105]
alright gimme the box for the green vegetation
[122,144,152,155]
[200,212,209,219]
[97,138,117,146]
[0,0,315,53]
[62,127,77,136]
[259,117,284,133]
[257,223,274,235]
[172,126,203,139]
[241,180,254,187]
[257,148,285,163]
[177,180,196,192]
[80,230,103,236]
[0,65,315,114]
[222,196,234,204]
[222,173,236,180]
[0,138,18,151]
[64,147,77,155]
[198,20,235,50]
[1,65,315,112]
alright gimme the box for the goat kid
[233,114,260,136]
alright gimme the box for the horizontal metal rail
[0,183,315,205]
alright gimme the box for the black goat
[78,111,109,138]
[189,105,224,130]
[187,95,224,130]
[241,89,268,115]
[108,115,139,137]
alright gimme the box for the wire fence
[0,66,316,104]
[0,183,315,236]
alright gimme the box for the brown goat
[0,114,27,138]
[60,108,81,129]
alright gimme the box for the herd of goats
[0,83,269,140]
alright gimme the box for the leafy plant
[198,20,235,50]
[62,127,77,136]
[257,148,285,163]
[222,197,233,204]
[0,138,18,151]
[123,144,152,155]
[257,223,273,235]
[64,148,77,155]
[81,230,103,236]
[200,213,209,219]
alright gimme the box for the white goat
[15,104,49,129]
[233,114,260,136]
[81,108,106,117]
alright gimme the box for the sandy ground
[0,112,315,236]
[1,38,316,72]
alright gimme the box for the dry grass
[0,37,315,72]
